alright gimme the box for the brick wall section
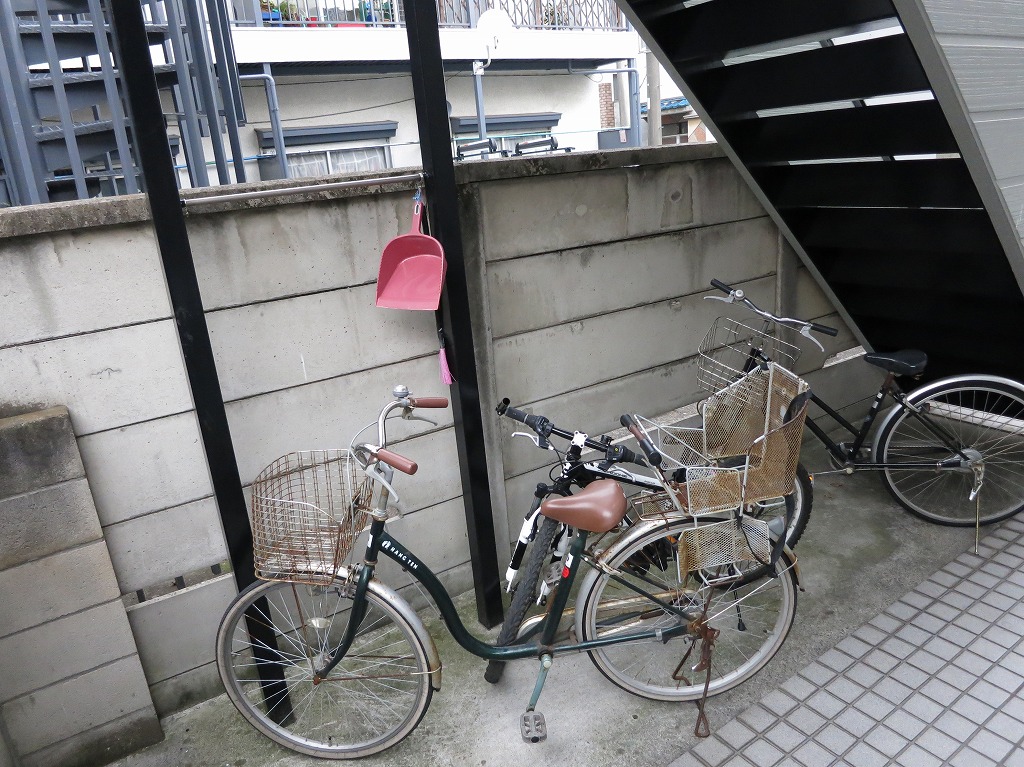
[0,407,162,767]
[598,82,615,128]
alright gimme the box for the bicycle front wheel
[875,377,1024,526]
[746,462,813,549]
[216,577,433,759]
[576,519,797,701]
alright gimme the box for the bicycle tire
[576,517,797,701]
[747,462,813,549]
[874,376,1024,526]
[217,576,433,759]
[484,515,561,684]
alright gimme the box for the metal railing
[229,0,627,30]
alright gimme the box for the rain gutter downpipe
[568,59,641,148]
[239,72,290,179]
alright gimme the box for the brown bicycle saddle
[540,479,628,533]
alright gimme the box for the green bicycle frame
[315,516,695,678]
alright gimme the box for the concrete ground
[108,442,1001,767]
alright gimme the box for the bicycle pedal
[521,711,547,743]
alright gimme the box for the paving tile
[916,581,947,599]
[691,734,733,766]
[760,690,799,716]
[997,613,1024,635]
[924,601,960,622]
[919,677,959,707]
[835,636,872,660]
[954,613,993,635]
[863,649,899,673]
[806,690,844,719]
[906,649,946,674]
[949,747,998,767]
[853,692,896,722]
[742,738,784,767]
[864,725,908,758]
[984,711,1024,744]
[901,591,932,610]
[986,625,1019,648]
[799,662,836,686]
[764,722,805,752]
[966,602,1004,623]
[885,601,919,622]
[844,743,887,767]
[915,727,960,760]
[939,624,979,648]
[951,649,993,676]
[901,693,945,724]
[967,729,1015,762]
[889,662,929,690]
[967,678,1012,708]
[782,675,818,701]
[845,664,883,688]
[969,571,1001,590]
[787,707,826,737]
[738,705,778,735]
[792,741,835,767]
[970,637,1008,661]
[1004,747,1024,767]
[869,613,901,633]
[834,708,874,738]
[984,665,1024,693]
[944,591,975,610]
[722,757,755,767]
[818,649,855,673]
[880,637,915,660]
[717,719,757,750]
[986,588,1020,609]
[873,677,913,705]
[852,625,888,646]
[893,744,941,767]
[881,709,926,740]
[922,636,959,660]
[945,561,972,577]
[934,710,977,741]
[950,693,995,726]
[937,664,980,690]
[816,723,856,756]
[825,676,864,704]
[931,570,960,588]
[909,613,946,634]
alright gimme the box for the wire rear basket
[677,517,772,582]
[251,449,374,586]
[698,317,801,395]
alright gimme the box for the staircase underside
[624,0,1024,381]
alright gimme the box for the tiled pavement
[674,517,1024,767]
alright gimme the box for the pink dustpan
[376,199,447,310]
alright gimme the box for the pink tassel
[438,328,455,384]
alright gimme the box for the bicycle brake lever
[511,431,552,450]
[798,325,826,352]
[401,410,438,427]
[703,295,734,304]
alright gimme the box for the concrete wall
[454,145,874,549]
[0,143,873,749]
[0,407,162,767]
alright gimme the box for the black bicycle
[706,278,1024,527]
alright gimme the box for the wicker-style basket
[697,317,800,395]
[677,517,772,581]
[250,450,374,585]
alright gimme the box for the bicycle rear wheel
[875,377,1024,526]
[576,518,797,701]
[217,577,433,759]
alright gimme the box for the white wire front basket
[697,317,801,395]
[250,449,374,586]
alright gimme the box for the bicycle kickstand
[521,653,553,743]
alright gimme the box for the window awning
[255,121,398,149]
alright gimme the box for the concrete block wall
[454,144,875,549]
[0,407,162,767]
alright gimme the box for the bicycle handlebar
[710,279,839,337]
[619,414,662,468]
[497,398,646,467]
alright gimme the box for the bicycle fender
[337,565,443,691]
[870,373,1023,461]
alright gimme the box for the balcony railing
[230,0,627,31]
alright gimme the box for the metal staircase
[623,0,1024,380]
[0,0,241,206]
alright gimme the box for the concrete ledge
[0,407,82,498]
[0,479,102,570]
[20,706,162,767]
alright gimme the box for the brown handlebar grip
[408,396,449,409]
[376,449,418,475]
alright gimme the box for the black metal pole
[108,0,254,592]
[402,0,504,627]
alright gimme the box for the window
[286,145,390,178]
[255,121,397,180]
